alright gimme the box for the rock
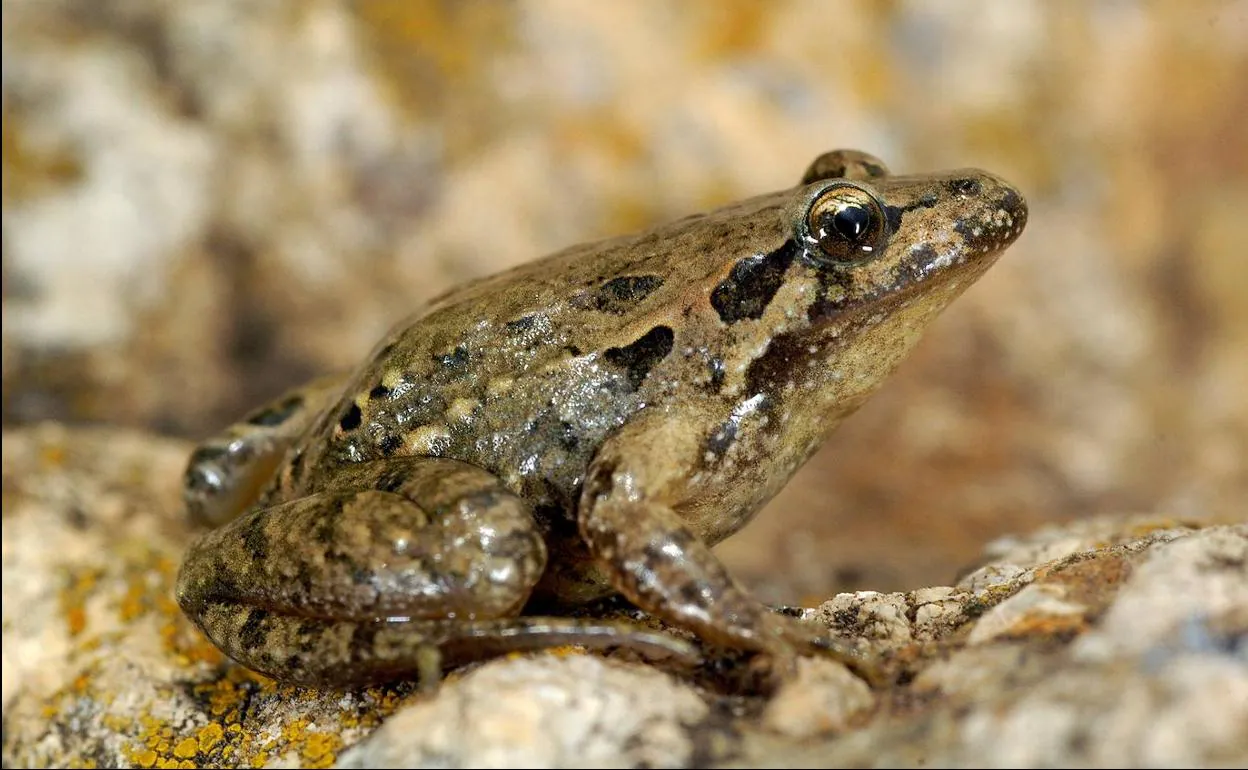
[760,658,875,739]
[335,655,708,769]
[2,423,1245,768]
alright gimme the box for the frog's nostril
[948,178,983,196]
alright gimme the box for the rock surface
[3,423,1244,768]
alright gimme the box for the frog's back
[294,190,793,512]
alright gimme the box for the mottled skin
[177,151,1028,688]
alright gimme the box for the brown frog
[175,150,1027,687]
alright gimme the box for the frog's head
[790,149,1027,327]
[740,150,1028,429]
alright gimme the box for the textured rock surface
[4,0,1246,603]
[3,424,1245,768]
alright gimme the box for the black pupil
[832,204,871,240]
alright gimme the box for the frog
[175,150,1027,689]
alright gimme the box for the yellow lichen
[197,721,225,752]
[171,737,198,759]
[301,731,344,769]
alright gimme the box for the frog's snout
[969,171,1028,253]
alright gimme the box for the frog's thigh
[179,457,548,623]
[178,457,696,686]
[184,375,346,527]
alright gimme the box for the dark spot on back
[603,326,675,389]
[246,394,305,426]
[339,403,362,431]
[369,383,392,400]
[506,314,538,332]
[593,275,664,314]
[378,434,403,456]
[710,241,797,324]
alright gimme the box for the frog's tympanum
[176,151,1027,688]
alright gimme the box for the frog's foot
[579,457,881,688]
[183,375,346,527]
[767,608,889,687]
[188,603,698,687]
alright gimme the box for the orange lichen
[60,567,103,637]
[119,578,149,623]
[692,0,773,60]
[39,442,68,467]
[352,0,516,156]
[1,107,84,203]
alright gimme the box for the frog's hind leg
[187,605,697,687]
[176,456,696,687]
[184,375,346,526]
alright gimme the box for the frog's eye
[804,183,889,265]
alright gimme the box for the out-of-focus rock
[335,655,709,769]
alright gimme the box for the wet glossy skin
[176,150,1027,687]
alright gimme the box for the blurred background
[3,0,1245,603]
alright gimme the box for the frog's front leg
[183,375,346,527]
[176,456,695,687]
[579,410,877,683]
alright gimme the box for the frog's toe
[767,613,887,687]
